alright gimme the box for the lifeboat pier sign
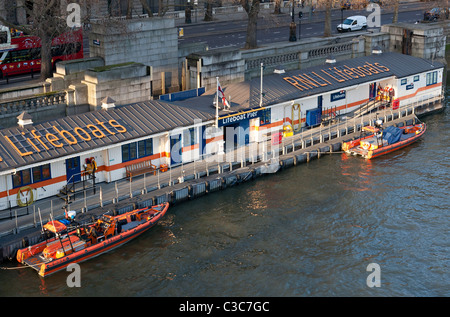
[218,108,264,127]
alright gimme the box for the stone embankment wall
[0,19,446,129]
[89,18,179,96]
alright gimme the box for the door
[66,156,81,183]
[199,125,207,159]
[170,134,182,166]
[317,95,323,112]
[369,82,376,100]
[224,121,250,152]
[240,119,250,146]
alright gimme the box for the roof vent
[17,111,33,127]
[274,65,285,74]
[101,96,116,110]
[372,46,383,55]
[326,54,336,64]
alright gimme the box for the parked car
[337,15,367,33]
[423,7,449,21]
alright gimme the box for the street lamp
[298,11,302,40]
[289,1,297,42]
[185,0,192,24]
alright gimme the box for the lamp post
[289,0,297,42]
[298,11,302,40]
[185,0,192,24]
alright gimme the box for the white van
[337,15,367,33]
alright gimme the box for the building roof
[0,100,214,172]
[170,51,444,113]
[17,112,32,120]
[0,52,442,172]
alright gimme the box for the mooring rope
[0,262,41,270]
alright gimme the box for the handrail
[64,169,97,203]
[0,91,67,115]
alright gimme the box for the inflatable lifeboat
[16,202,169,277]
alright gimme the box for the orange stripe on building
[205,135,223,144]
[182,143,199,152]
[397,83,440,101]
[0,175,67,198]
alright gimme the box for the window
[32,164,51,183]
[401,78,407,85]
[3,49,32,63]
[138,139,153,157]
[122,138,153,162]
[51,42,82,57]
[260,108,271,125]
[122,143,137,162]
[12,163,51,188]
[30,47,41,60]
[32,166,42,182]
[414,75,419,82]
[426,71,438,86]
[0,31,7,44]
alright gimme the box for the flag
[217,80,230,109]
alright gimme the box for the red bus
[0,26,83,80]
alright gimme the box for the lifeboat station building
[0,51,443,210]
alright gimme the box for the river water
[1,95,448,298]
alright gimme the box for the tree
[392,0,400,23]
[274,0,282,14]
[0,0,69,80]
[241,0,261,49]
[323,0,332,37]
[0,0,157,80]
[204,0,214,21]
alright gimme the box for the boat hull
[343,123,426,159]
[17,203,169,277]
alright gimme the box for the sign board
[330,90,346,102]
[406,83,414,90]
[218,109,263,127]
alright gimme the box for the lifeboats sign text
[4,119,127,157]
[283,62,390,91]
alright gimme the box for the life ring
[17,186,34,207]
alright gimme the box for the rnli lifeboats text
[283,62,390,91]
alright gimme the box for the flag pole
[215,76,219,128]
[260,63,263,107]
